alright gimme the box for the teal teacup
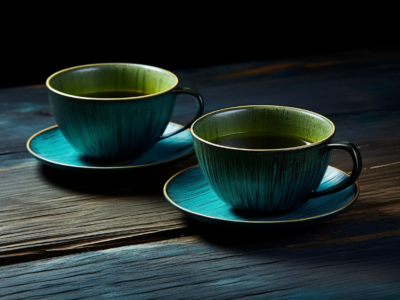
[191,105,362,212]
[46,63,204,162]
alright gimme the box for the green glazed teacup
[46,63,204,162]
[191,105,362,212]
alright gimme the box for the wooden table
[1,47,400,299]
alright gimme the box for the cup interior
[47,63,178,98]
[192,106,335,149]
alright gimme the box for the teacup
[46,63,204,162]
[191,105,362,212]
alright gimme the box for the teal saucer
[27,123,194,173]
[164,165,359,230]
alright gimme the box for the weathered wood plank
[0,155,196,254]
[0,232,399,299]
[0,121,398,262]
[1,47,400,263]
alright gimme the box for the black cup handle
[159,87,204,140]
[308,141,362,198]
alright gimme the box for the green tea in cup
[211,132,311,149]
[191,105,362,212]
[46,63,204,162]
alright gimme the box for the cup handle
[308,141,362,198]
[159,87,204,140]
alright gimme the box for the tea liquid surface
[211,132,311,149]
[78,90,149,98]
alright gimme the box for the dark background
[1,4,398,89]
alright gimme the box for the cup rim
[46,62,179,101]
[191,105,336,152]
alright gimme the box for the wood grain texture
[0,155,195,254]
[0,47,400,299]
[0,233,399,299]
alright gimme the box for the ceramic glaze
[191,106,362,212]
[164,165,359,230]
[47,63,204,161]
[27,123,194,173]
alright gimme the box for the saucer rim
[27,123,194,170]
[163,165,360,224]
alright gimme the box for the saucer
[27,123,194,173]
[164,165,360,230]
